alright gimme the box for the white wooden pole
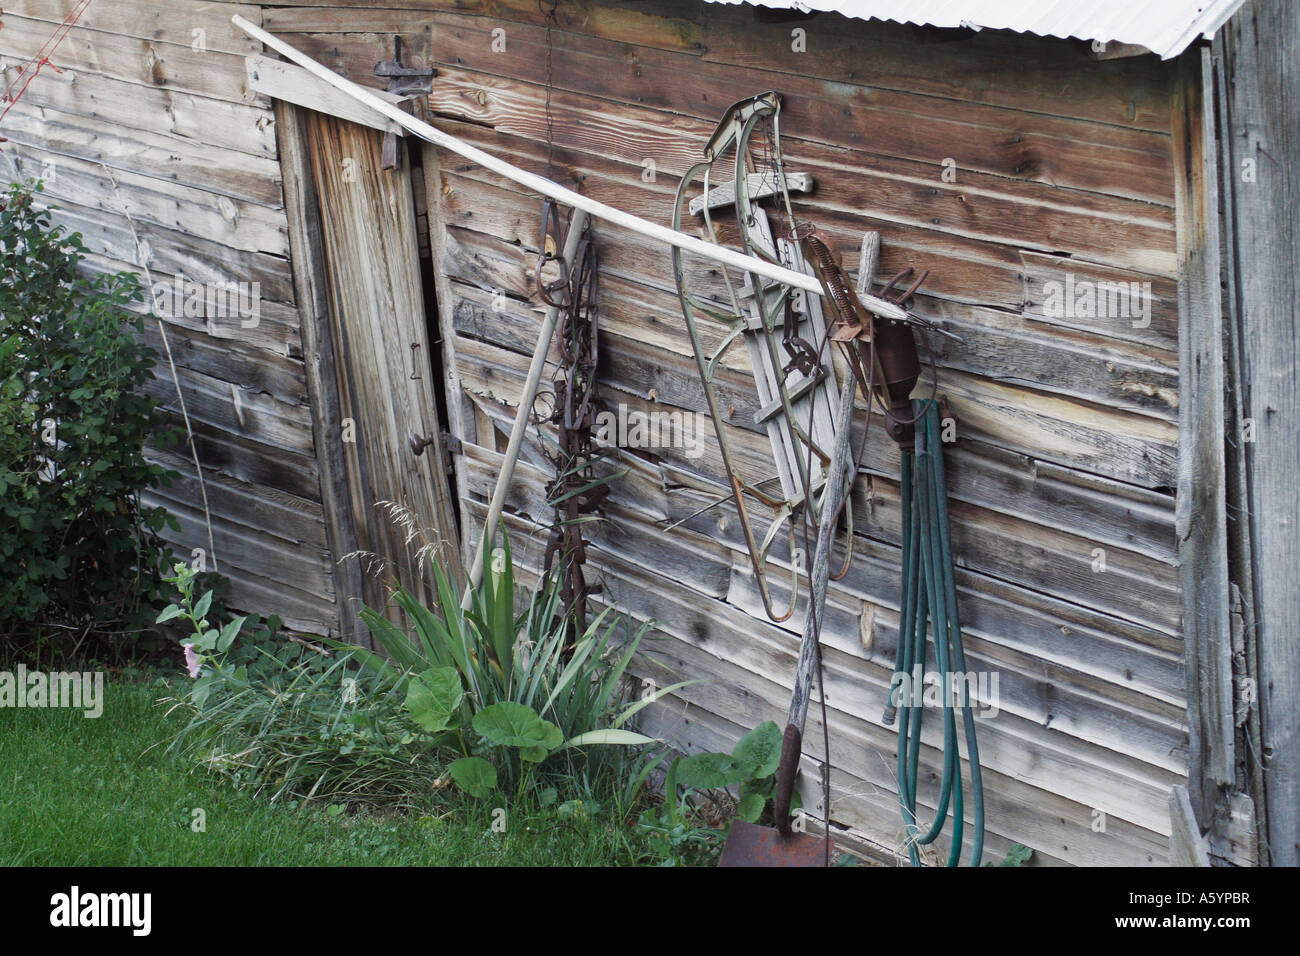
[230,14,907,322]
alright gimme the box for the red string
[0,1,97,137]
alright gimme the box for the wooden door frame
[275,97,463,644]
[277,99,368,643]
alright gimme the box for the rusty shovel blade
[718,820,827,867]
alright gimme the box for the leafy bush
[634,721,796,866]
[357,527,690,802]
[0,180,177,658]
[667,720,797,824]
[985,843,1033,867]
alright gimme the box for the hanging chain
[541,0,558,181]
[533,2,601,645]
[541,225,602,645]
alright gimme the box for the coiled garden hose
[884,400,984,866]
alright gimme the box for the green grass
[0,677,654,866]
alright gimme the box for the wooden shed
[2,0,1295,866]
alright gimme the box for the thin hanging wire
[541,0,558,182]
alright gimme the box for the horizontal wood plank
[0,57,277,156]
[2,141,289,255]
[0,99,284,206]
[0,13,265,107]
[5,0,264,57]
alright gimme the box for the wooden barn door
[282,104,461,639]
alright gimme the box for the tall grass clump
[159,564,434,806]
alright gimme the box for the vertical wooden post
[412,102,475,575]
[1218,0,1300,867]
[1171,46,1235,841]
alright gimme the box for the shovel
[719,234,877,867]
[719,367,855,867]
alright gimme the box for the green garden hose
[886,400,984,866]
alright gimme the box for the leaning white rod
[230,15,906,322]
[460,208,590,608]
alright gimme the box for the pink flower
[183,644,201,679]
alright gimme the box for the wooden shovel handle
[774,723,802,837]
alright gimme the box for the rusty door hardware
[374,36,436,169]
[374,36,436,95]
[409,432,435,457]
[410,431,460,480]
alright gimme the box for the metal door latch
[374,37,436,169]
[374,36,436,96]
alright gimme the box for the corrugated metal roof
[704,0,1248,58]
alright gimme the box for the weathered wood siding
[0,0,338,632]
[2,0,1193,864]
[362,1,1177,865]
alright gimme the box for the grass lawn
[0,676,653,866]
